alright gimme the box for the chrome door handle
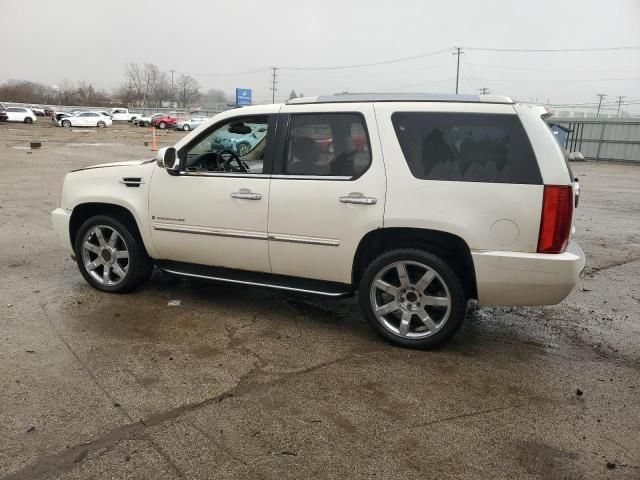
[339,194,377,205]
[231,191,262,200]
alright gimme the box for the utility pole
[596,93,607,119]
[170,69,175,106]
[478,87,490,95]
[616,96,625,118]
[270,67,278,104]
[453,47,463,94]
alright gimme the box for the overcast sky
[1,0,639,113]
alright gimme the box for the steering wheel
[218,149,248,173]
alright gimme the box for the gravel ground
[0,121,638,479]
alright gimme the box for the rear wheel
[158,122,166,129]
[359,249,466,349]
[97,121,106,128]
[24,117,33,124]
[183,124,190,131]
[74,215,153,293]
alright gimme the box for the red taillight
[537,185,573,254]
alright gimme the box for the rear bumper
[472,240,586,306]
[51,208,73,254]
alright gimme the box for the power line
[279,48,450,71]
[471,76,640,83]
[462,45,640,53]
[182,68,270,77]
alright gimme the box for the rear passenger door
[267,104,386,284]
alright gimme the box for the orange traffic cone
[151,126,157,151]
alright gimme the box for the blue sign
[236,88,252,106]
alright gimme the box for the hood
[71,158,155,172]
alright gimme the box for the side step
[156,260,353,298]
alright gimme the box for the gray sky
[2,0,639,113]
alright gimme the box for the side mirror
[156,146,180,173]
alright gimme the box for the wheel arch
[352,227,477,300]
[69,203,147,253]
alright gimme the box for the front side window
[181,115,269,174]
[391,112,542,184]
[285,113,371,177]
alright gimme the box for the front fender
[63,163,158,258]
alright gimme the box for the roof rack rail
[286,92,514,105]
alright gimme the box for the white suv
[51,93,585,349]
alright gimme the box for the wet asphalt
[0,122,638,479]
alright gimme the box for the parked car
[175,116,209,131]
[152,113,184,130]
[44,106,56,117]
[0,103,8,122]
[51,93,585,349]
[58,111,112,128]
[5,107,37,123]
[135,113,164,127]
[212,122,267,155]
[110,108,141,122]
[29,105,46,116]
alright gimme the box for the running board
[156,260,353,297]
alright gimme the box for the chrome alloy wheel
[81,225,130,286]
[370,261,451,339]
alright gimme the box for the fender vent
[120,177,144,187]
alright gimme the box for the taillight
[537,185,573,254]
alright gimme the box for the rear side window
[391,112,542,184]
[285,113,371,177]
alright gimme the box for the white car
[58,111,113,128]
[5,107,37,124]
[135,113,164,127]
[51,93,585,349]
[110,108,141,122]
[175,116,209,131]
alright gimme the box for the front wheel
[182,124,190,131]
[97,121,106,128]
[74,215,153,293]
[158,122,166,129]
[24,117,33,124]
[62,120,71,127]
[359,249,466,349]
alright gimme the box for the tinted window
[391,112,542,184]
[285,113,371,177]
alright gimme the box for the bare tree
[289,89,297,100]
[175,74,201,108]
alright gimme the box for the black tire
[24,117,33,124]
[74,215,153,293]
[62,120,71,128]
[97,121,106,128]
[358,248,466,349]
[183,124,190,131]
[143,121,150,127]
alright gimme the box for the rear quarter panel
[374,102,543,253]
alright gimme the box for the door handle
[339,193,377,205]
[231,190,262,200]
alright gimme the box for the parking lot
[1,121,638,479]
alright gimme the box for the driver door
[148,113,276,272]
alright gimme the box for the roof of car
[286,92,514,105]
